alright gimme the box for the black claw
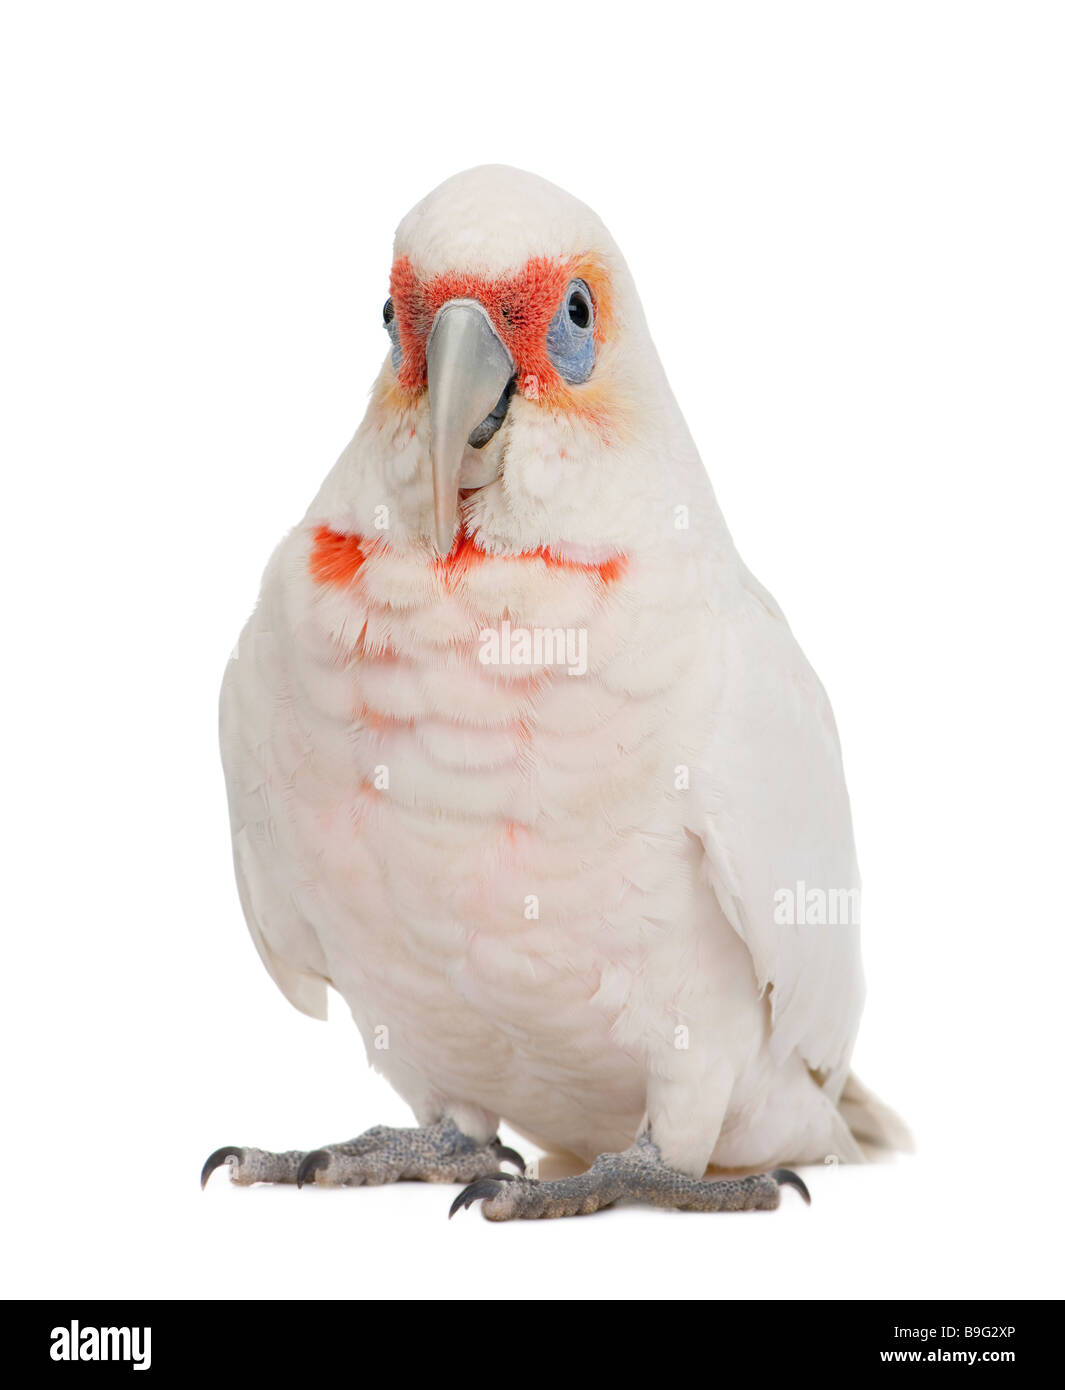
[771,1168,812,1205]
[200,1146,243,1190]
[296,1150,331,1189]
[449,1178,505,1219]
[491,1142,527,1175]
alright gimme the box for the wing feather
[689,569,864,1096]
[219,540,331,1020]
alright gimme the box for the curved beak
[426,300,514,553]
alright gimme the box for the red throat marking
[310,526,627,589]
[309,527,366,586]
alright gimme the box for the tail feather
[840,1072,914,1155]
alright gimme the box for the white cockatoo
[204,166,904,1219]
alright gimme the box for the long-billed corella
[202,165,906,1220]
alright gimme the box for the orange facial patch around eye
[388,255,613,407]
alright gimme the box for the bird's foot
[201,1118,525,1189]
[450,1133,810,1220]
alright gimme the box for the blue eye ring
[383,296,402,372]
[546,279,596,384]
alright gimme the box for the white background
[3,1,1062,1301]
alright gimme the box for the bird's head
[319,166,710,564]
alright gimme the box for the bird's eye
[383,297,402,371]
[546,279,596,384]
[567,287,591,329]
